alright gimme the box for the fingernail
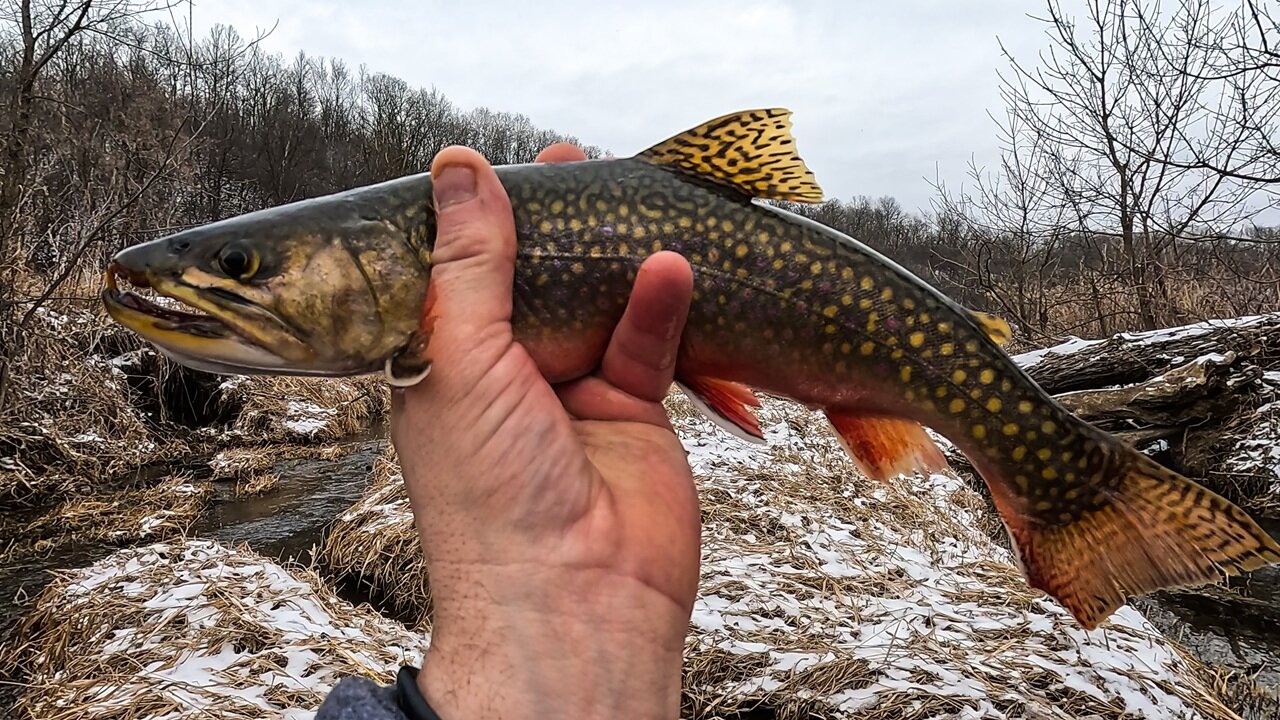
[434,164,477,209]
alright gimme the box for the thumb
[427,146,518,342]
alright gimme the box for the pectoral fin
[677,376,765,444]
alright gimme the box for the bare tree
[933,0,1280,336]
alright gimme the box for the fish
[101,108,1280,629]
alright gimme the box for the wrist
[417,562,688,720]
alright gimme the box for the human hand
[389,143,700,719]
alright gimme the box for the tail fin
[986,437,1280,629]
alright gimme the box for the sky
[191,0,1051,215]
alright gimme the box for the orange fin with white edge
[677,377,764,444]
[825,411,949,483]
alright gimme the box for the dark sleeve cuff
[315,676,407,720]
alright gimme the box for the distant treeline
[4,0,1280,362]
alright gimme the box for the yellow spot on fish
[1077,456,1089,469]
[866,312,879,332]
[569,219,583,232]
[718,295,727,305]
[800,279,813,290]
[972,424,987,440]
[1042,467,1058,481]
[890,349,904,360]
[949,398,966,414]
[772,259,785,270]
[539,220,553,234]
[938,321,952,334]
[1041,420,1056,434]
[952,369,967,384]
[1037,448,1052,461]
[825,324,838,335]
[934,386,948,398]
[841,267,854,281]
[860,276,874,291]
[571,262,584,274]
[780,241,794,253]
[810,261,822,274]
[634,225,647,238]
[550,200,565,213]
[840,342,852,354]
[1012,446,1027,461]
[677,217,692,229]
[965,340,979,353]
[860,341,875,356]
[1018,400,1033,414]
[841,294,853,306]
[618,204,630,217]
[736,244,749,258]
[903,298,915,310]
[908,332,925,348]
[1014,475,1030,491]
[536,273,549,287]
[859,298,873,310]
[880,288,893,301]
[900,366,912,382]
[939,343,954,356]
[979,369,996,384]
[722,219,734,232]
[651,240,663,252]
[920,349,934,359]
[986,397,1002,413]
[823,305,838,318]
[919,312,931,323]
[1003,422,1019,436]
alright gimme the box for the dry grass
[324,391,1240,719]
[219,375,389,444]
[13,474,208,557]
[321,443,432,626]
[0,539,427,719]
[0,304,190,507]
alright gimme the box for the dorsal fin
[970,310,1012,346]
[636,108,824,203]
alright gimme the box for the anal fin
[825,411,949,483]
[677,377,764,444]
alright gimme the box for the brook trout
[101,108,1280,628]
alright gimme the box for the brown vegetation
[0,539,427,719]
[323,394,1242,719]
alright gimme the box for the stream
[2,435,1279,718]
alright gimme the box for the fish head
[101,194,431,376]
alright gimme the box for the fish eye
[217,244,259,281]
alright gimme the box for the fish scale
[101,107,1280,629]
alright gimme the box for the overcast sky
[193,0,1050,214]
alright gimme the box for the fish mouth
[101,261,300,374]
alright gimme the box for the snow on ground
[1224,373,1280,498]
[670,397,1229,719]
[318,394,1233,719]
[9,540,427,720]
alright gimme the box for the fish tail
[983,428,1280,629]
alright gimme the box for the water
[192,437,384,562]
[0,434,385,714]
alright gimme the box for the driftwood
[1022,315,1280,394]
[1016,314,1280,516]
